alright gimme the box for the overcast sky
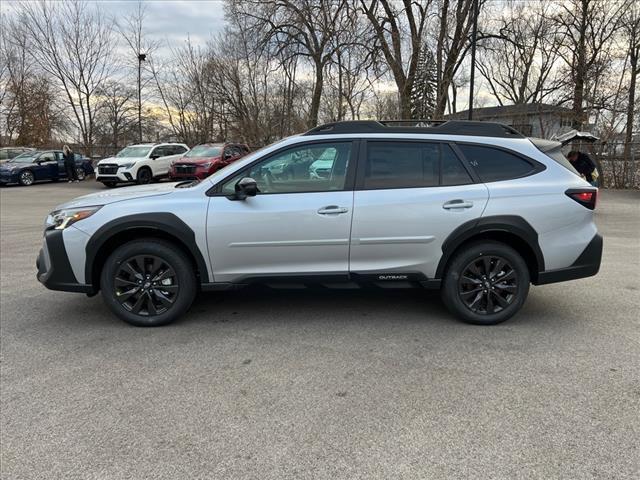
[101,0,227,57]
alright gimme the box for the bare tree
[228,0,352,128]
[115,1,161,143]
[18,0,114,154]
[94,81,138,151]
[556,0,627,129]
[476,0,564,107]
[621,3,640,165]
[434,0,476,118]
[359,0,431,119]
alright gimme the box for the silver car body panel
[44,131,598,286]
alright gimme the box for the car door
[35,151,59,180]
[349,140,489,280]
[206,140,357,282]
[148,146,169,175]
[55,151,67,179]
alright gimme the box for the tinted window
[172,145,187,155]
[151,146,168,158]
[457,144,535,182]
[186,145,222,158]
[222,142,351,194]
[364,142,439,189]
[441,144,472,185]
[116,146,152,158]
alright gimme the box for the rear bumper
[37,230,94,293]
[535,233,603,285]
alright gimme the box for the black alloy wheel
[114,255,179,316]
[137,168,152,184]
[458,255,517,315]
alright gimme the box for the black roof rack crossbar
[303,120,524,138]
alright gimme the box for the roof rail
[303,120,524,138]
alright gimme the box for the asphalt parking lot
[1,180,639,479]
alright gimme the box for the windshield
[116,146,152,158]
[185,145,223,158]
[8,153,37,163]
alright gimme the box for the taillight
[566,189,597,210]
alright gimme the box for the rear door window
[364,142,439,189]
[457,144,536,182]
[441,145,473,185]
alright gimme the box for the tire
[136,167,152,185]
[102,181,117,188]
[76,168,86,181]
[100,239,197,327]
[441,241,530,325]
[18,170,35,186]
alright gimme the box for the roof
[304,120,524,138]
[445,103,573,120]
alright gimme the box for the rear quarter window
[544,147,579,175]
[457,144,536,182]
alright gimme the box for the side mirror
[150,155,160,160]
[234,177,258,200]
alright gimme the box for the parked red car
[169,143,250,180]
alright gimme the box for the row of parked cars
[0,142,252,187]
[0,148,94,186]
[95,142,250,187]
[2,138,371,188]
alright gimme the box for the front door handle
[317,205,349,215]
[443,199,474,210]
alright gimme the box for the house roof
[445,103,573,120]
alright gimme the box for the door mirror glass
[234,177,258,200]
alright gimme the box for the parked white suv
[37,121,602,327]
[96,143,189,187]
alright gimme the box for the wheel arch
[85,213,209,290]
[436,215,544,283]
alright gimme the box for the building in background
[445,103,578,139]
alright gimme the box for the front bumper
[37,229,95,293]
[535,233,603,285]
[96,171,133,183]
[170,169,211,180]
[0,172,18,184]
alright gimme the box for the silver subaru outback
[37,120,602,327]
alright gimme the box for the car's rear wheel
[136,167,152,185]
[441,241,530,325]
[100,239,197,327]
[76,168,86,181]
[18,170,35,186]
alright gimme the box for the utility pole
[468,0,479,120]
[137,53,146,143]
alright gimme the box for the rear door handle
[443,199,474,210]
[318,205,349,215]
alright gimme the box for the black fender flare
[435,215,545,279]
[85,212,209,285]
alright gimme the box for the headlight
[46,206,102,230]
[118,162,135,169]
[200,162,212,168]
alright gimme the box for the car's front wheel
[76,168,86,181]
[441,241,530,325]
[100,239,197,326]
[136,167,152,185]
[18,170,35,186]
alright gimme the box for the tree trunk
[622,46,637,187]
[308,60,324,128]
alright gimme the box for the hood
[174,155,222,165]
[0,161,35,171]
[54,182,179,210]
[98,156,146,165]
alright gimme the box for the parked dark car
[0,147,36,164]
[169,143,250,181]
[0,150,94,186]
